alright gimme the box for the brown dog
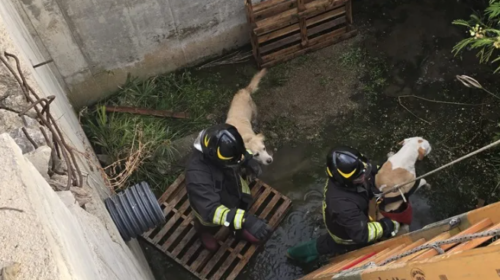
[226,69,273,165]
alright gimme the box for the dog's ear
[418,147,426,160]
[256,133,266,141]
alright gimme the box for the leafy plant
[82,69,233,194]
[452,0,500,73]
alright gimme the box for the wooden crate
[245,0,358,68]
[141,174,292,280]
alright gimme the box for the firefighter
[286,146,400,263]
[185,123,273,252]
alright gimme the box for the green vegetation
[82,71,233,194]
[340,47,388,105]
[452,0,500,73]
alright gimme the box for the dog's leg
[416,178,430,192]
[250,100,258,128]
[395,224,410,237]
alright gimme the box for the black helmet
[326,146,371,188]
[201,123,248,166]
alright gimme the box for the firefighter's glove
[379,217,400,238]
[243,213,273,241]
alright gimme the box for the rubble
[8,126,51,154]
[24,146,52,180]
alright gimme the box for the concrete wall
[0,1,155,278]
[14,0,250,108]
[0,134,153,280]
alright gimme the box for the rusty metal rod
[1,52,83,188]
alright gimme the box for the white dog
[373,137,432,235]
[226,69,273,165]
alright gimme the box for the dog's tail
[245,68,267,94]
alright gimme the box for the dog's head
[247,133,273,165]
[398,136,432,160]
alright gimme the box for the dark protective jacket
[322,166,385,245]
[185,149,259,229]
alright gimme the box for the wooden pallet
[141,174,292,280]
[245,0,358,68]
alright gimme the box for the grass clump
[82,70,233,195]
[339,47,389,105]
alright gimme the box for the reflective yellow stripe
[221,209,230,226]
[240,177,251,194]
[367,222,383,242]
[213,205,230,225]
[376,222,383,239]
[192,208,218,227]
[367,223,376,242]
[234,209,245,230]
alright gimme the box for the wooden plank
[297,0,309,46]
[252,0,290,13]
[261,28,357,68]
[251,180,264,197]
[266,195,292,227]
[181,239,204,264]
[157,173,185,204]
[446,223,500,254]
[258,192,281,220]
[190,249,212,273]
[344,0,352,24]
[394,232,451,264]
[212,240,245,280]
[254,0,347,35]
[153,198,190,243]
[106,106,189,119]
[373,244,406,264]
[382,238,426,265]
[352,248,392,269]
[259,16,346,54]
[171,226,197,257]
[246,2,261,64]
[162,214,194,251]
[250,187,273,212]
[200,236,239,277]
[257,6,346,44]
[411,218,493,261]
[254,0,316,21]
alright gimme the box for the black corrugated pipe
[104,182,165,242]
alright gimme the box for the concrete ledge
[0,133,154,280]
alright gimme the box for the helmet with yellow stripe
[201,124,248,166]
[326,146,370,188]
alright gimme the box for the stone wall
[13,0,250,108]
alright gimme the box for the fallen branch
[398,95,485,106]
[105,106,189,119]
[397,96,432,124]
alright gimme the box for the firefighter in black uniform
[185,123,273,252]
[286,146,400,263]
